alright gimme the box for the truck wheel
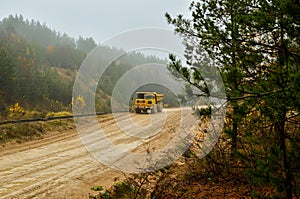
[151,105,158,114]
[157,103,163,112]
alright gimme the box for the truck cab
[134,92,164,113]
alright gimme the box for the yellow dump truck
[134,92,164,113]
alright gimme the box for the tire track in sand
[0,108,197,199]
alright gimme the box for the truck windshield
[137,93,144,99]
[145,95,153,99]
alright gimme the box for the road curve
[0,108,198,199]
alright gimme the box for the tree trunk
[231,104,238,159]
[275,115,292,199]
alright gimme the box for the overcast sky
[0,0,193,43]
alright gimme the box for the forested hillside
[0,15,94,115]
[0,15,175,121]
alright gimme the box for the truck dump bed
[156,94,164,102]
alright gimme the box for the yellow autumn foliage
[8,103,25,119]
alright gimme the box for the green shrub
[45,111,72,118]
[24,110,44,119]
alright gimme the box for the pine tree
[166,0,300,197]
[0,47,15,101]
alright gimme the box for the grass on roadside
[0,119,75,144]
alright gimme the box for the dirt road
[0,108,198,199]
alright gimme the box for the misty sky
[1,0,193,43]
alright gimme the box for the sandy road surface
[0,108,198,199]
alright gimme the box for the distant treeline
[0,14,179,119]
